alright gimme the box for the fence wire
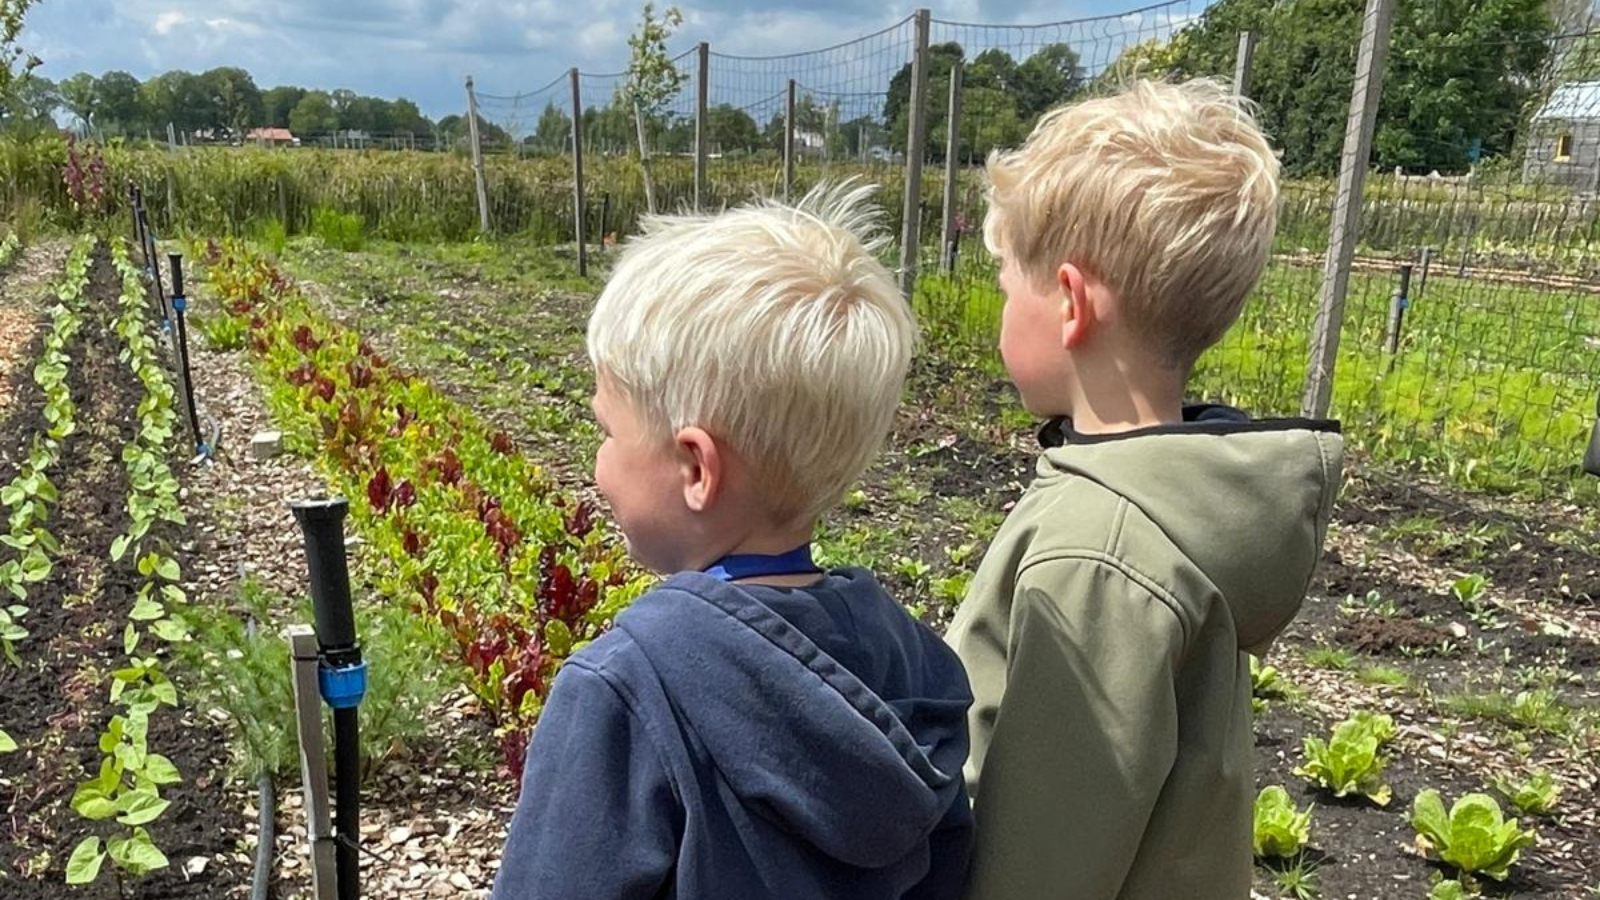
[27,1,1586,498]
[918,0,1215,370]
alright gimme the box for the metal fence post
[1300,0,1397,418]
[899,8,932,299]
[570,68,588,277]
[1233,31,1257,98]
[695,42,709,212]
[940,57,964,274]
[1384,262,1412,361]
[784,79,797,203]
[1416,245,1432,301]
[465,76,491,234]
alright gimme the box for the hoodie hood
[1038,405,1343,654]
[616,569,972,869]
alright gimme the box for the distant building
[246,127,298,147]
[1523,80,1600,190]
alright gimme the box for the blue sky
[22,0,1206,121]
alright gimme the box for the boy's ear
[676,427,722,513]
[1058,262,1093,350]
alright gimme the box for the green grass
[1356,665,1415,689]
[1440,686,1583,737]
[1305,645,1358,671]
[918,250,1600,500]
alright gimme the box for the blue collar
[704,544,820,582]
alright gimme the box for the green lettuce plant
[1294,712,1396,805]
[1253,785,1314,858]
[1490,770,1560,817]
[1411,790,1537,882]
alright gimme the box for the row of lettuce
[199,238,649,776]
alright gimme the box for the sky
[21,0,1207,121]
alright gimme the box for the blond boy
[946,79,1344,900]
[493,183,974,900]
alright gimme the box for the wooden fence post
[898,8,932,299]
[570,69,588,277]
[465,76,491,234]
[940,57,964,274]
[1301,0,1396,418]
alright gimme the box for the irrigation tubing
[246,618,277,900]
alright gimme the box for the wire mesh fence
[458,1,1600,496]
[915,0,1220,367]
[1,1,1592,496]
[1191,27,1600,496]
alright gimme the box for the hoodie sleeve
[962,555,1183,900]
[492,658,680,900]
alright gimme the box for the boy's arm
[964,555,1184,900]
[491,660,679,900]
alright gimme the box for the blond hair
[983,78,1280,369]
[587,181,914,524]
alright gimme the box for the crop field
[3,220,1594,899]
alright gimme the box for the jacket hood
[616,569,971,869]
[1038,405,1344,655]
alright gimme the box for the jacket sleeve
[909,780,975,900]
[491,659,680,900]
[962,555,1184,900]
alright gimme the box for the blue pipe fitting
[172,295,187,312]
[319,660,368,709]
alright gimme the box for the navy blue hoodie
[492,568,974,900]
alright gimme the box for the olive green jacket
[947,411,1343,900]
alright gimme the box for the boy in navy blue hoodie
[491,181,973,900]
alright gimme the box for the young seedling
[1490,769,1561,817]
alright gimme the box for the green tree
[1,72,55,129]
[623,2,686,212]
[202,66,262,136]
[93,70,144,133]
[141,70,215,134]
[1164,0,1553,174]
[968,48,1019,93]
[389,98,430,134]
[704,103,759,153]
[949,85,1025,161]
[1014,43,1085,121]
[1374,0,1551,169]
[262,85,306,128]
[1089,36,1185,95]
[532,101,571,153]
[59,71,96,131]
[884,41,964,153]
[289,90,338,136]
[0,0,41,108]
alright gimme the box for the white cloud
[152,10,188,35]
[21,0,1187,119]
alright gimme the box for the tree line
[512,0,1557,176]
[0,0,1566,174]
[0,66,435,139]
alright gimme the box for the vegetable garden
[1,174,1598,900]
[0,5,1598,896]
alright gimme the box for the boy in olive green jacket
[946,79,1344,900]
